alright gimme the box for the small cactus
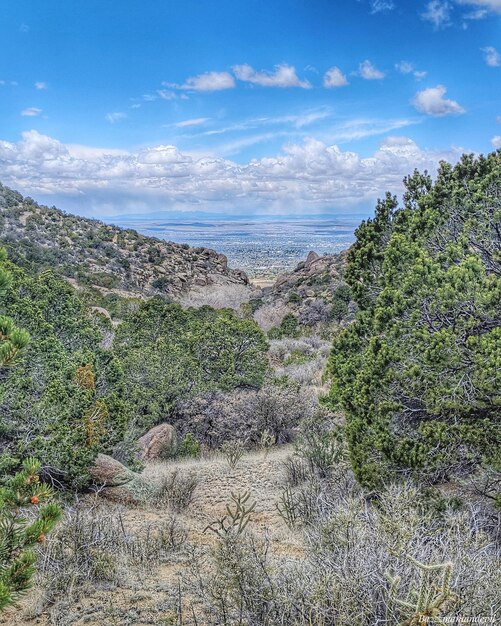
[221,440,244,470]
[386,555,458,626]
[276,486,300,529]
[204,491,256,537]
[260,429,276,459]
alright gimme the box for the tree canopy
[326,151,501,488]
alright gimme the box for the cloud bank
[0,130,466,216]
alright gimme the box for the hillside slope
[0,183,249,298]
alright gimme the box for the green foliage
[327,152,501,488]
[268,313,300,339]
[204,491,256,537]
[386,556,457,626]
[329,284,352,322]
[0,259,130,489]
[0,458,61,612]
[115,300,268,429]
[0,263,61,612]
[176,433,200,459]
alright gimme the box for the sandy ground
[3,446,301,626]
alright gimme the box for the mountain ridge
[0,183,250,299]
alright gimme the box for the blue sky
[0,0,499,216]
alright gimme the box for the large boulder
[137,423,177,461]
[89,453,153,503]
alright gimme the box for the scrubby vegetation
[0,151,500,625]
[0,183,249,299]
[327,152,501,490]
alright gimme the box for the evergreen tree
[0,251,61,612]
[327,152,501,488]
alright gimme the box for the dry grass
[3,447,500,626]
[179,284,255,311]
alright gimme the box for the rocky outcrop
[0,182,250,300]
[89,453,154,503]
[271,250,348,298]
[257,249,355,328]
[137,423,177,461]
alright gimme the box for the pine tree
[0,251,61,612]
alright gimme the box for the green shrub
[327,152,501,488]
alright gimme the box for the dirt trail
[4,446,298,626]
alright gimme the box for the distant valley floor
[108,215,359,278]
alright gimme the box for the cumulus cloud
[0,129,465,215]
[167,71,235,92]
[35,81,48,90]
[21,107,42,117]
[323,67,349,87]
[482,46,501,66]
[492,135,501,148]
[358,60,385,80]
[412,85,465,116]
[233,64,311,88]
[105,112,127,123]
[422,0,452,28]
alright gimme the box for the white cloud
[167,71,235,92]
[157,89,177,100]
[0,130,465,215]
[323,67,349,88]
[411,85,465,116]
[233,64,311,88]
[21,107,42,117]
[497,115,501,123]
[35,81,48,90]
[395,61,414,74]
[175,118,210,128]
[492,135,501,148]
[422,1,452,28]
[395,61,428,79]
[66,145,130,159]
[456,0,501,14]
[198,110,332,139]
[105,112,127,123]
[323,117,421,143]
[371,0,395,12]
[358,60,385,80]
[481,46,501,67]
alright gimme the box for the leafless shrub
[269,336,331,388]
[295,409,346,477]
[33,502,187,612]
[282,454,309,487]
[181,480,501,626]
[151,469,198,511]
[179,284,254,310]
[298,298,331,326]
[253,300,290,331]
[173,383,315,448]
